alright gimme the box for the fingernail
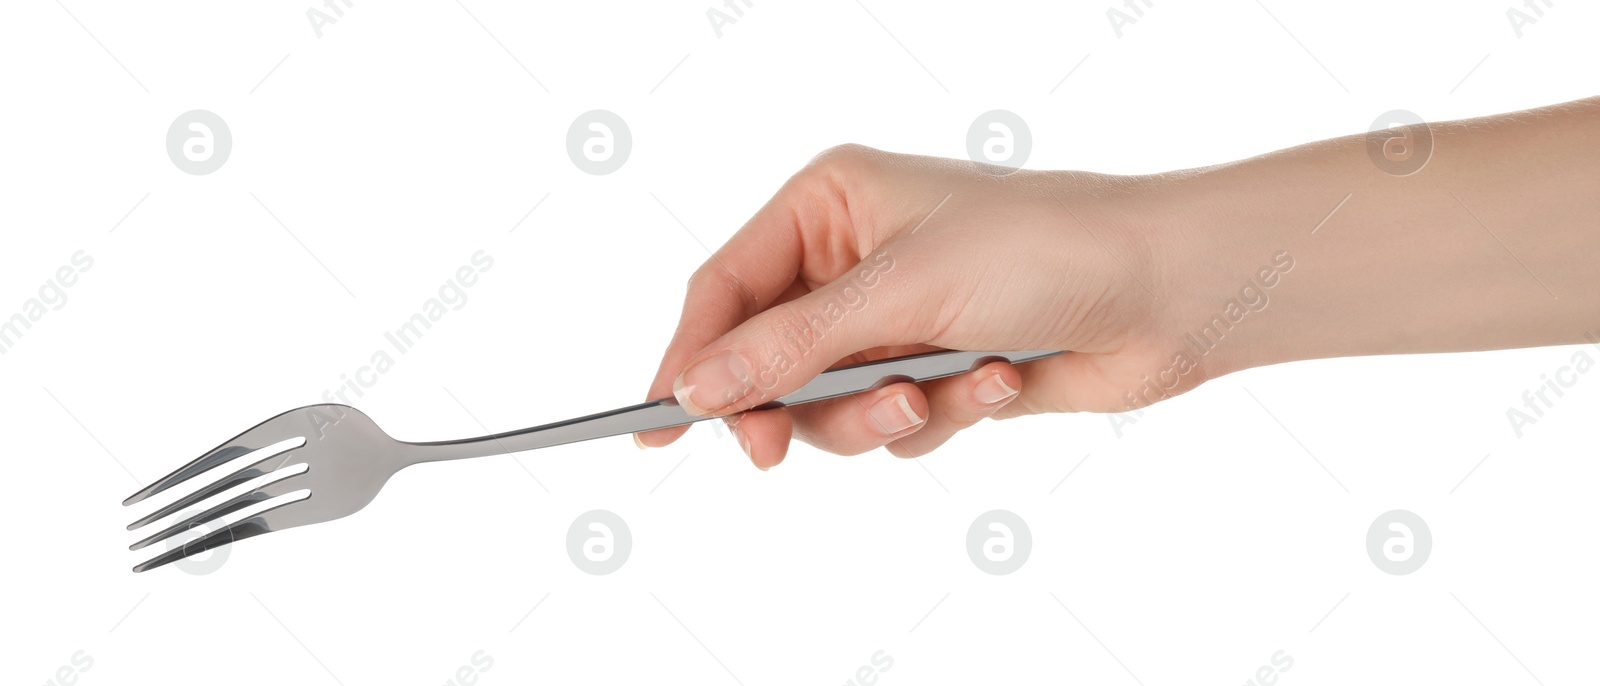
[868,393,925,435]
[633,433,649,450]
[732,424,759,466]
[674,351,752,415]
[974,372,1020,405]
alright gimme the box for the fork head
[123,404,408,573]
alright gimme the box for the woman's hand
[635,97,1600,469]
[633,144,1202,468]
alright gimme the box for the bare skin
[635,96,1600,470]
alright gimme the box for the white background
[3,1,1598,684]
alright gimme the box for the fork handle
[404,349,1063,462]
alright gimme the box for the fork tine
[130,516,271,574]
[129,493,317,573]
[122,418,304,507]
[128,472,310,552]
[125,451,304,531]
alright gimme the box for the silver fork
[123,349,1061,572]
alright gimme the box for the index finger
[634,173,817,447]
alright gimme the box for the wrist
[1128,158,1349,381]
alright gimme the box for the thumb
[671,247,928,415]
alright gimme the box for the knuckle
[685,266,705,293]
[687,260,758,312]
[756,300,824,357]
[799,144,883,189]
[686,260,728,292]
[807,143,876,170]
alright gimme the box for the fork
[123,348,1062,572]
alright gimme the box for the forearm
[1147,97,1600,377]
